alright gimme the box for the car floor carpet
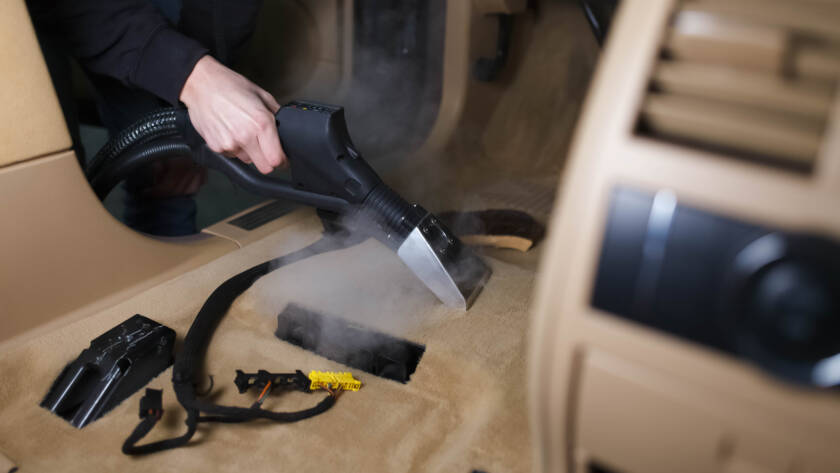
[0,209,538,473]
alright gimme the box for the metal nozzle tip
[397,215,492,310]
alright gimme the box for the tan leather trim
[529,0,840,471]
[0,151,237,343]
[0,0,72,168]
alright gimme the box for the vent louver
[638,0,840,172]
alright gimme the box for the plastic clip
[234,369,311,395]
[308,371,361,392]
[139,389,163,420]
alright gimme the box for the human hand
[179,55,287,174]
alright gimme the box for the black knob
[744,260,839,363]
[728,233,840,386]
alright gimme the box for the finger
[221,142,251,167]
[252,157,273,174]
[209,139,239,158]
[256,116,284,169]
[277,148,289,169]
[215,138,244,159]
[246,139,273,174]
[258,89,281,114]
[234,147,252,164]
[241,122,274,174]
[240,132,271,174]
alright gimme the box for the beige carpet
[0,2,598,469]
[0,210,538,472]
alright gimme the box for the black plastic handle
[175,102,384,215]
[189,143,351,214]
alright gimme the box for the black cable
[123,232,364,455]
[122,408,198,455]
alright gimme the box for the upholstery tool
[87,101,491,310]
[40,314,175,428]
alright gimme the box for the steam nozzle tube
[360,184,424,245]
[361,185,491,310]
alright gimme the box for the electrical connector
[308,371,361,392]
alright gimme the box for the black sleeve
[28,0,209,105]
[179,0,263,65]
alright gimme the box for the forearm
[27,0,286,173]
[28,0,208,105]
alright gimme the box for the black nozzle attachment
[358,184,426,248]
[40,315,175,428]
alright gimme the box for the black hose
[362,184,425,246]
[87,106,355,213]
[89,138,192,200]
[86,108,180,180]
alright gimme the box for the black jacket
[27,0,261,105]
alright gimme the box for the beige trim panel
[0,0,71,167]
[529,0,840,472]
[0,151,236,343]
[202,200,306,248]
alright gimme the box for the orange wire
[257,380,272,402]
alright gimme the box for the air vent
[638,0,840,172]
